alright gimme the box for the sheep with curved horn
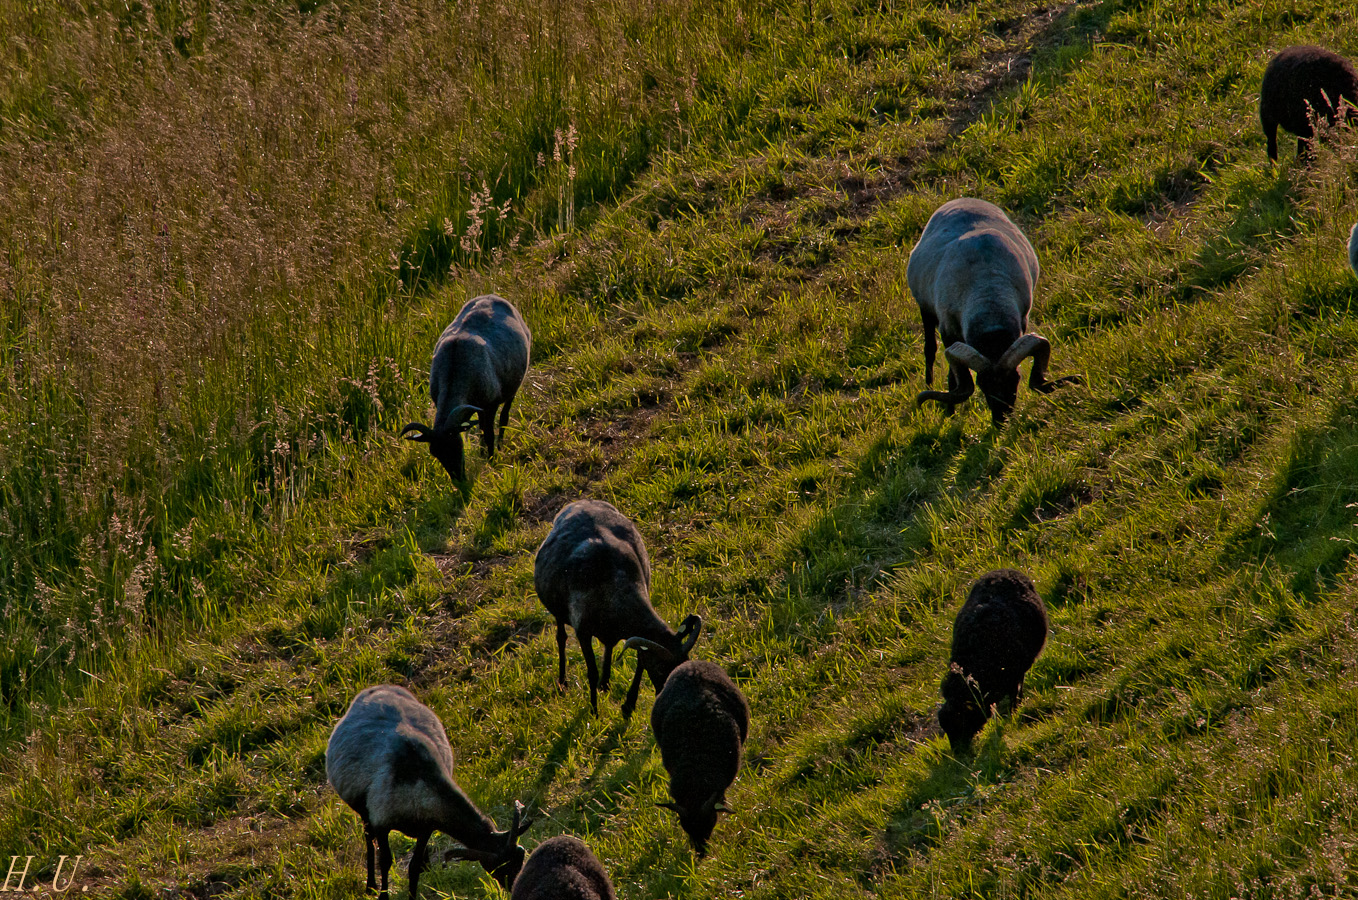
[534,499,702,718]
[402,294,530,483]
[907,198,1078,426]
[1349,223,1358,277]
[326,684,532,899]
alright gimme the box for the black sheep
[1259,45,1358,162]
[510,835,616,900]
[651,660,749,855]
[402,294,531,483]
[534,499,701,717]
[1349,223,1357,277]
[938,569,1049,754]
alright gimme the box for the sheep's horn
[944,342,993,374]
[997,333,1050,379]
[450,404,482,432]
[701,789,728,814]
[401,422,433,442]
[511,800,533,837]
[916,341,985,407]
[624,636,677,663]
[656,801,685,814]
[677,614,703,655]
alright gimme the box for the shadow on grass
[530,705,594,798]
[1178,169,1298,299]
[882,722,1007,857]
[1221,391,1358,600]
[776,416,984,620]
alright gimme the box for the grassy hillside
[3,0,1358,897]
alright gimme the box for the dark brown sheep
[650,659,749,855]
[1259,45,1358,162]
[938,569,1049,754]
[510,835,616,900]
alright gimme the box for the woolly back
[510,836,616,900]
[949,569,1049,676]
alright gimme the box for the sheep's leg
[1265,122,1278,161]
[621,659,647,719]
[600,641,614,690]
[556,622,569,691]
[920,312,938,385]
[376,830,393,900]
[480,405,498,457]
[362,819,377,892]
[1296,134,1313,163]
[498,390,517,449]
[408,833,430,900]
[579,632,601,714]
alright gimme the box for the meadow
[2,0,1358,896]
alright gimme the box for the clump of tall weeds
[0,0,717,711]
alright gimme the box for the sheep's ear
[511,800,533,837]
[712,802,734,815]
[700,790,728,815]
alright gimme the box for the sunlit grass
[3,0,1358,897]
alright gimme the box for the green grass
[4,0,1358,896]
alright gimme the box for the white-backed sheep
[907,198,1077,427]
[938,569,1049,754]
[326,684,531,899]
[534,499,702,718]
[650,659,749,855]
[1259,45,1358,162]
[510,835,617,900]
[402,294,531,483]
[1349,223,1358,276]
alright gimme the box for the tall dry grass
[0,0,727,712]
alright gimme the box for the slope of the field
[4,0,1358,897]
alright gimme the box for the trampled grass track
[3,0,1358,897]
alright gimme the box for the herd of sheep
[323,42,1358,899]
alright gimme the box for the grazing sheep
[326,685,530,899]
[938,569,1049,754]
[650,660,749,855]
[534,499,702,718]
[402,294,531,483]
[908,198,1077,427]
[1259,45,1358,162]
[1349,223,1358,276]
[510,836,617,900]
